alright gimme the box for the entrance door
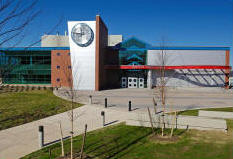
[121,77,127,88]
[138,78,144,88]
[128,77,138,88]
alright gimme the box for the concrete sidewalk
[0,105,130,159]
[0,103,228,159]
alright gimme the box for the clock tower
[68,15,108,90]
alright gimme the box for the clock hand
[74,32,81,35]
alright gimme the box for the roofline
[118,46,230,51]
[149,46,230,50]
[0,47,70,51]
[0,46,230,51]
[121,37,152,48]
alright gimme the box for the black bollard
[128,101,131,111]
[38,125,44,148]
[105,98,107,108]
[89,95,92,105]
[101,111,105,126]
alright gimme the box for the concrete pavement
[55,87,233,113]
[0,105,127,159]
[0,102,229,159]
[0,87,232,159]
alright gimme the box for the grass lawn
[0,90,82,130]
[22,121,233,159]
[178,107,233,116]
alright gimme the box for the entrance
[121,77,127,88]
[128,77,138,88]
[138,78,144,88]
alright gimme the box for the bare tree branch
[25,16,64,48]
[0,0,41,47]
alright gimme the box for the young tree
[58,55,81,159]
[153,37,176,136]
[157,39,167,136]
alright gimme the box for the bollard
[89,95,92,105]
[128,101,131,111]
[101,111,105,126]
[38,125,44,148]
[105,98,107,108]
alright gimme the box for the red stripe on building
[104,65,231,70]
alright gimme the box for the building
[0,15,231,90]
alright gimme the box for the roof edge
[0,47,70,51]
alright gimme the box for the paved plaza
[56,87,233,112]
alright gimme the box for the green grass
[22,122,233,159]
[0,90,82,130]
[178,107,233,116]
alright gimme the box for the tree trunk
[59,122,64,156]
[70,94,74,159]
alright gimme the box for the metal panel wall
[149,69,225,88]
[147,50,226,66]
[68,21,96,90]
[147,49,226,88]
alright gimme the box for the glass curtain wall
[0,50,51,84]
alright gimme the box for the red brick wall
[95,15,108,90]
[225,50,230,89]
[51,50,73,88]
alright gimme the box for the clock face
[71,23,94,47]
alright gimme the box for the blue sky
[23,0,233,65]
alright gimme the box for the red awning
[104,65,231,70]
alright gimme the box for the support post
[59,122,64,156]
[147,107,155,135]
[80,124,88,159]
[38,125,44,148]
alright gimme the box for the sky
[20,0,233,65]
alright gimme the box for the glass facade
[0,50,51,84]
[119,38,149,87]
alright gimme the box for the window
[133,79,136,82]
[68,66,71,69]
[129,79,132,82]
[56,78,60,82]
[68,52,70,56]
[57,52,60,56]
[56,65,60,69]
